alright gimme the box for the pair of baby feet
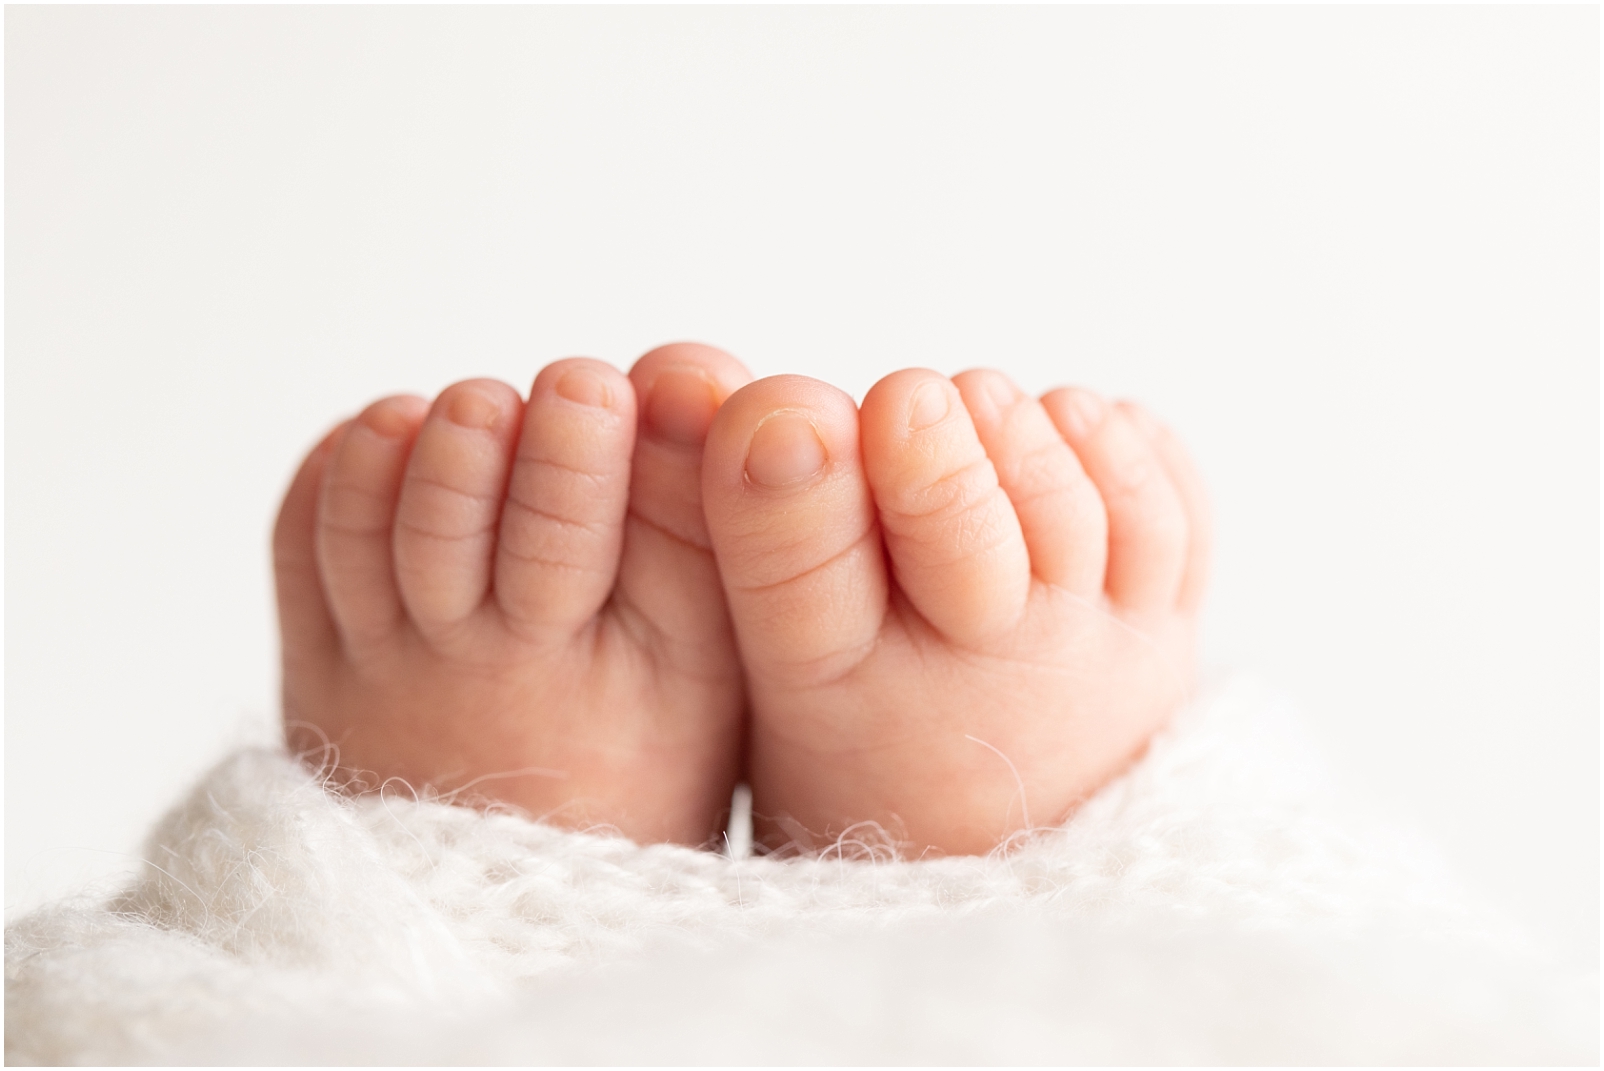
[274,343,1208,856]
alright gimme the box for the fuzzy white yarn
[6,674,1596,1064]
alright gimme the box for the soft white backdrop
[7,7,1597,969]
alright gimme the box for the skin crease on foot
[273,343,755,846]
[702,367,1209,856]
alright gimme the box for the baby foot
[703,368,1209,855]
[272,344,753,845]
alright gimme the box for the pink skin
[701,368,1209,855]
[273,344,753,845]
[274,345,1209,856]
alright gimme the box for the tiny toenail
[1120,401,1160,436]
[364,402,416,439]
[447,388,502,430]
[745,411,827,489]
[645,368,720,446]
[555,368,612,408]
[908,381,953,431]
[982,375,1018,412]
[1061,389,1106,440]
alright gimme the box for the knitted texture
[6,674,1595,1063]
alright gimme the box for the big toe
[627,343,754,545]
[609,343,753,669]
[702,375,888,689]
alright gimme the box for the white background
[7,7,1597,969]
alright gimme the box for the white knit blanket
[6,674,1595,1064]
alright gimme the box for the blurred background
[7,7,1596,968]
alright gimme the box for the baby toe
[860,369,1031,647]
[1119,401,1212,615]
[1042,388,1189,614]
[275,421,346,674]
[315,395,429,652]
[953,368,1108,598]
[493,359,636,643]
[393,379,524,643]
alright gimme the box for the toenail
[1060,389,1106,440]
[981,375,1018,412]
[363,401,416,439]
[555,368,612,408]
[1119,401,1160,437]
[908,381,953,431]
[446,388,502,430]
[645,368,719,446]
[745,411,827,489]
